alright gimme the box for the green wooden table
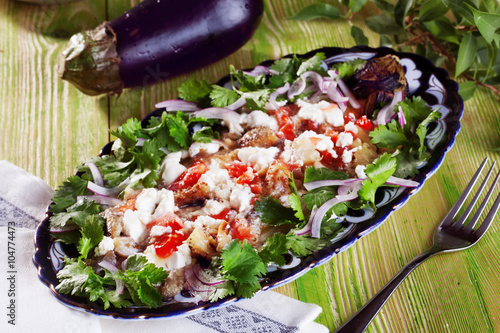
[1,0,499,331]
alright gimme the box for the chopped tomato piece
[210,208,233,221]
[167,162,208,191]
[320,150,335,166]
[275,106,296,140]
[325,129,339,144]
[227,162,248,178]
[355,115,374,131]
[147,212,184,230]
[154,232,188,258]
[230,218,253,242]
[345,130,357,141]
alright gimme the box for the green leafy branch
[288,0,500,101]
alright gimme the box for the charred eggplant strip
[59,0,264,95]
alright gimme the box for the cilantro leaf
[304,166,349,182]
[177,77,213,105]
[192,126,220,143]
[209,85,240,107]
[254,197,299,225]
[221,240,267,298]
[56,258,93,296]
[116,255,168,308]
[288,174,305,222]
[358,153,397,206]
[370,120,410,148]
[50,176,89,214]
[258,234,288,266]
[296,52,327,76]
[285,234,326,256]
[331,58,366,79]
[50,198,101,228]
[78,214,105,260]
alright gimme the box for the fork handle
[335,245,442,333]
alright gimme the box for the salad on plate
[47,52,441,310]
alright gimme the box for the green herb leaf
[50,176,89,214]
[358,153,397,206]
[78,214,105,260]
[254,197,299,225]
[259,234,289,266]
[286,3,342,21]
[285,234,326,256]
[177,78,213,104]
[210,85,240,107]
[351,26,369,45]
[304,166,349,183]
[456,32,478,78]
[468,5,500,45]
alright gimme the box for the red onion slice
[225,96,247,110]
[194,107,243,134]
[376,90,403,125]
[326,83,348,111]
[309,182,362,238]
[288,78,306,99]
[87,178,129,197]
[385,176,419,187]
[192,264,226,286]
[397,106,406,127]
[155,99,201,112]
[77,195,123,206]
[242,65,277,77]
[337,78,361,109]
[86,163,104,187]
[98,260,119,275]
[268,83,291,109]
[304,178,361,191]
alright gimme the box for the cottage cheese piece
[240,111,279,130]
[94,236,115,256]
[355,165,367,179]
[135,188,160,215]
[336,132,354,148]
[189,142,221,157]
[344,121,358,134]
[199,162,233,201]
[203,200,226,215]
[237,147,279,173]
[230,184,254,212]
[161,151,187,185]
[153,189,176,218]
[144,243,192,270]
[150,225,172,237]
[296,99,331,123]
[324,104,344,127]
[123,210,148,243]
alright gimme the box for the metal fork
[335,158,500,333]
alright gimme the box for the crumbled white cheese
[344,121,358,134]
[94,236,115,256]
[194,215,224,227]
[295,99,331,124]
[230,183,255,212]
[160,151,187,185]
[336,132,354,148]
[123,210,148,243]
[355,165,367,179]
[144,243,192,270]
[189,142,221,157]
[198,162,233,201]
[237,147,279,173]
[135,188,160,215]
[341,149,353,164]
[324,104,344,127]
[240,111,279,130]
[150,225,172,237]
[203,199,226,215]
[152,189,176,218]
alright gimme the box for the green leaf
[304,167,350,183]
[56,258,93,296]
[394,0,413,26]
[49,176,89,214]
[419,0,450,22]
[296,53,327,76]
[351,25,369,45]
[459,81,477,100]
[456,32,478,77]
[287,4,342,21]
[285,234,326,256]
[78,214,105,260]
[288,174,305,222]
[259,234,288,266]
[221,240,267,298]
[358,153,397,205]
[443,0,475,25]
[370,121,411,148]
[467,5,500,44]
[349,0,369,13]
[366,15,403,34]
[422,17,460,44]
[254,197,299,225]
[177,78,213,104]
[209,85,240,107]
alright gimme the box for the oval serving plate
[33,46,463,319]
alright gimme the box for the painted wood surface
[0,0,499,331]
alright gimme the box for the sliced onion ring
[155,99,201,112]
[337,78,361,109]
[87,178,129,197]
[86,162,104,187]
[193,107,243,134]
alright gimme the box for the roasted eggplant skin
[59,0,264,96]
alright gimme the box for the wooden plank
[0,0,108,187]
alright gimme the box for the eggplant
[349,55,408,117]
[59,0,264,96]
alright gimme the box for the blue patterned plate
[33,46,463,319]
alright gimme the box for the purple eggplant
[59,0,264,96]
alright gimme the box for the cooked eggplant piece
[349,55,408,117]
[59,0,264,96]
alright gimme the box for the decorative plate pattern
[33,46,463,319]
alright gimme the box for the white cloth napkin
[0,160,328,333]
